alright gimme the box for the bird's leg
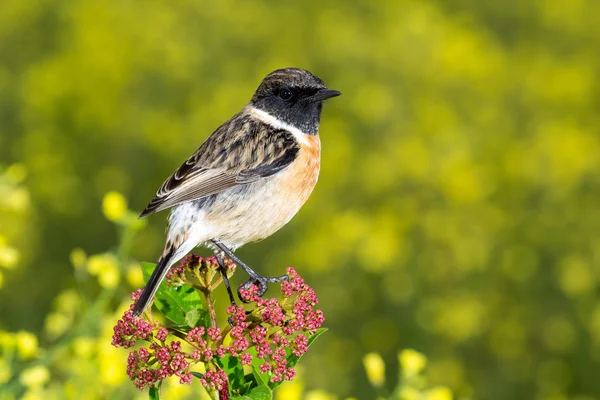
[211,239,288,302]
[213,250,237,307]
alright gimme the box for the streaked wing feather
[139,111,300,218]
[140,170,238,216]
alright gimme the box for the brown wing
[139,111,300,218]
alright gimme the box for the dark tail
[132,248,175,317]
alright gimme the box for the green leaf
[191,371,204,379]
[215,355,245,393]
[247,347,271,387]
[149,382,161,400]
[185,308,202,327]
[142,262,204,326]
[270,328,328,390]
[232,386,272,400]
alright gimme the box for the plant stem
[205,292,218,328]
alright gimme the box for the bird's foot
[237,273,289,303]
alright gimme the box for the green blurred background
[1,0,600,399]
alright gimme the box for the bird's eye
[279,88,293,100]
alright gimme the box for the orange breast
[282,134,321,203]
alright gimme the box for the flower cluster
[126,341,192,390]
[226,267,325,383]
[112,290,194,389]
[111,255,325,395]
[165,253,234,290]
[111,290,154,348]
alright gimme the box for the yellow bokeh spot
[400,349,427,377]
[19,365,50,388]
[162,376,195,398]
[70,248,87,270]
[305,390,338,400]
[275,380,304,400]
[87,253,118,275]
[434,296,485,341]
[0,330,14,347]
[5,163,28,184]
[99,265,121,288]
[55,289,81,313]
[424,386,453,400]
[16,331,39,359]
[3,187,30,212]
[363,352,385,387]
[44,312,72,339]
[87,253,120,288]
[427,359,464,389]
[557,256,594,297]
[102,191,127,222]
[126,262,144,287]
[439,155,488,204]
[72,337,96,358]
[399,387,421,400]
[0,358,12,384]
[0,245,20,269]
[98,344,127,386]
[21,389,43,400]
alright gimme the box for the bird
[132,67,341,317]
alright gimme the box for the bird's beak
[308,89,342,103]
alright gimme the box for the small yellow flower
[363,352,386,387]
[400,349,427,377]
[19,365,50,388]
[102,191,127,222]
[0,358,12,384]
[15,331,38,359]
[424,386,453,400]
[70,248,87,270]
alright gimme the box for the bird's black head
[250,68,341,135]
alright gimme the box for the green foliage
[141,262,205,327]
[149,383,162,400]
[232,386,272,400]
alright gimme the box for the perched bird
[132,68,341,317]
